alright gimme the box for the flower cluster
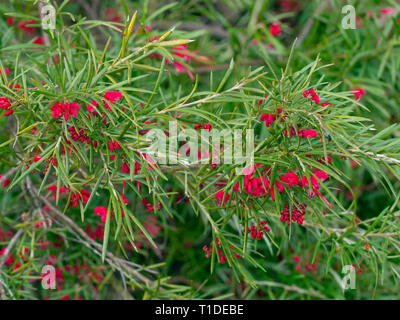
[50,102,80,121]
[280,202,307,225]
[215,165,331,227]
[46,186,91,209]
[194,123,212,131]
[0,96,14,116]
[87,91,123,123]
[247,221,271,239]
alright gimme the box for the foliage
[0,0,399,300]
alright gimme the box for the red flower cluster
[68,190,91,209]
[215,165,331,226]
[50,102,80,121]
[48,185,68,200]
[283,126,319,138]
[280,202,307,225]
[17,20,36,34]
[47,186,90,209]
[194,123,211,131]
[247,221,270,239]
[104,91,122,104]
[68,127,91,145]
[0,96,14,116]
[215,190,230,206]
[303,88,320,105]
[260,108,286,127]
[87,91,123,123]
[280,171,300,186]
[215,164,285,208]
[301,171,332,208]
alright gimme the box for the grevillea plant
[0,0,399,300]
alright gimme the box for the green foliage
[0,0,399,300]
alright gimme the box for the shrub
[0,0,399,300]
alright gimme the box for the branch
[254,280,326,299]
[30,185,157,288]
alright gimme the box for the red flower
[0,96,11,110]
[260,113,276,127]
[122,162,130,174]
[6,17,14,25]
[303,88,320,105]
[68,190,91,209]
[104,91,122,104]
[50,102,80,121]
[299,129,318,138]
[47,185,68,200]
[380,7,395,16]
[32,37,44,45]
[270,22,282,36]
[215,190,230,206]
[352,88,366,101]
[247,221,270,239]
[0,67,10,76]
[94,207,113,223]
[280,172,300,187]
[18,20,36,34]
[280,202,307,225]
[301,171,332,208]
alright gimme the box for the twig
[0,229,23,270]
[254,280,326,299]
[158,81,248,114]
